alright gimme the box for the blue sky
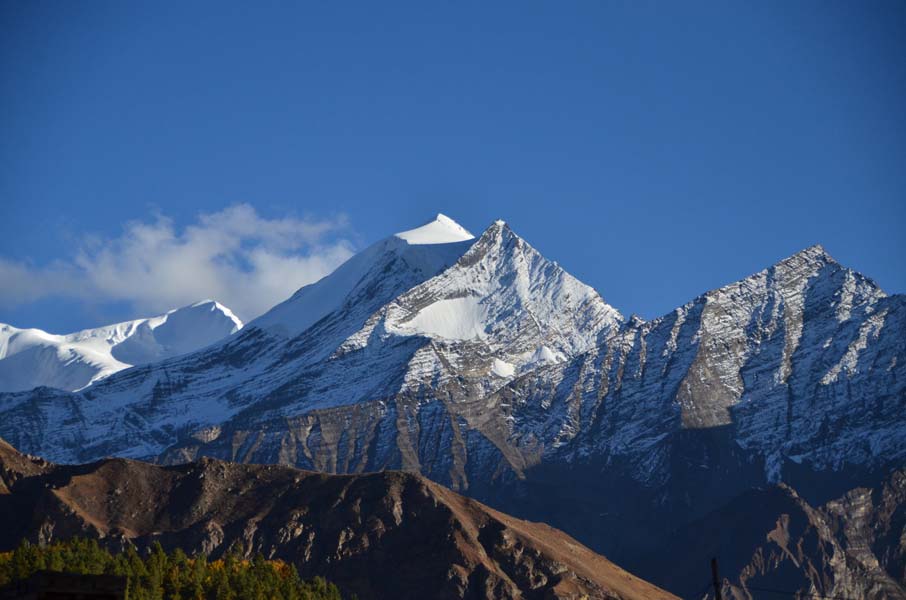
[2,1,904,332]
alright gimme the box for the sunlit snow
[0,300,242,392]
[400,297,488,340]
[395,213,475,245]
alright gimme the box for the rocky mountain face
[474,243,906,561]
[0,439,676,600]
[0,216,484,461]
[0,300,242,392]
[0,217,623,473]
[0,215,902,596]
[638,469,906,599]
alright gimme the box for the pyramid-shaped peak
[469,218,520,243]
[368,215,624,374]
[794,243,831,260]
[395,214,475,245]
[460,219,593,275]
[775,244,836,269]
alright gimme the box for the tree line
[0,538,347,600]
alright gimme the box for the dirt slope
[0,439,675,600]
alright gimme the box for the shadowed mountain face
[0,216,903,595]
[0,439,676,600]
[636,469,906,600]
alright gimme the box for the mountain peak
[777,243,835,268]
[0,300,242,393]
[395,214,474,245]
[252,217,475,337]
[365,218,623,379]
[184,299,243,331]
[467,218,518,251]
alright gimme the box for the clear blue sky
[2,1,904,332]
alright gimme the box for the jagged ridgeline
[0,439,677,600]
[0,214,903,595]
[0,538,343,600]
[0,300,243,393]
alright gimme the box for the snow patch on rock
[492,358,516,378]
[398,296,488,340]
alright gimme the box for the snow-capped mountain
[343,220,621,382]
[251,213,476,338]
[465,242,905,562]
[157,238,903,562]
[0,215,622,463]
[500,244,902,482]
[0,300,242,392]
[0,214,902,580]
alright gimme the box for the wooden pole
[711,557,723,600]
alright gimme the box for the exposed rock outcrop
[0,439,675,600]
[637,469,906,599]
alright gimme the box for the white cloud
[0,204,356,322]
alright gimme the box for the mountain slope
[639,469,906,599]
[476,244,905,558]
[0,217,902,594]
[0,300,242,392]
[156,242,905,572]
[251,213,475,338]
[0,216,623,477]
[500,245,903,479]
[156,219,623,489]
[0,439,677,600]
[0,216,480,461]
[344,219,622,383]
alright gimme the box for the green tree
[0,538,347,600]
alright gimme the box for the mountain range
[0,300,242,392]
[0,437,676,600]
[1,213,903,597]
